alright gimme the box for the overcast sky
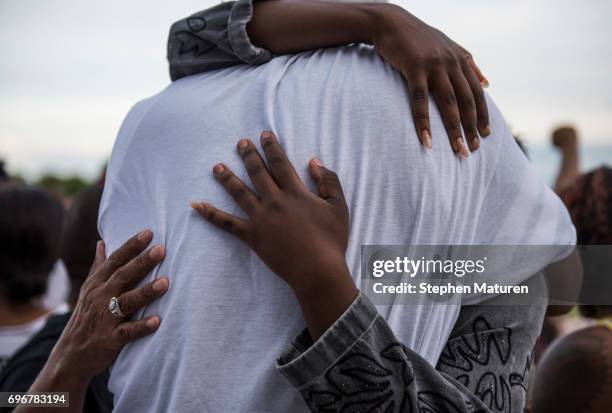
[1,0,611,179]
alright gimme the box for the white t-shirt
[99,45,575,412]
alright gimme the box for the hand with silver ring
[21,229,169,413]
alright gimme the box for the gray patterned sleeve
[167,0,272,81]
[276,292,492,412]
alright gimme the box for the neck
[0,298,48,326]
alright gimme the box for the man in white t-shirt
[99,36,575,410]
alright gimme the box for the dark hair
[560,166,612,244]
[560,166,612,319]
[0,185,64,305]
[531,325,612,413]
[59,184,103,304]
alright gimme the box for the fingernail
[153,278,168,293]
[311,157,323,167]
[457,137,470,158]
[261,131,273,141]
[471,137,480,150]
[422,130,432,149]
[137,229,152,242]
[482,125,491,136]
[190,202,212,216]
[213,164,224,174]
[149,245,165,260]
[481,78,490,88]
[146,317,160,329]
[237,139,249,149]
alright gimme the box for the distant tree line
[0,160,100,198]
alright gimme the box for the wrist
[47,339,95,384]
[290,260,358,341]
[364,3,407,44]
[354,2,393,44]
[51,352,94,384]
[290,260,356,305]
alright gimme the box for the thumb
[91,240,106,273]
[308,158,347,208]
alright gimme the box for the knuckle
[113,326,129,343]
[220,172,232,184]
[444,92,457,106]
[232,225,246,239]
[136,254,148,270]
[265,198,284,212]
[415,110,428,122]
[105,253,121,270]
[459,53,471,65]
[444,51,459,67]
[323,170,340,184]
[114,268,129,284]
[461,96,475,110]
[428,55,443,68]
[221,219,234,233]
[232,187,247,200]
[268,155,284,167]
[241,148,258,160]
[479,109,489,122]
[412,88,427,102]
[142,282,156,298]
[246,164,263,176]
[449,123,462,132]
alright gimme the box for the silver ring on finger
[108,296,126,318]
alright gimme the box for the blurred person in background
[526,126,612,412]
[0,183,112,412]
[59,183,104,306]
[0,185,66,371]
[530,325,612,413]
[0,162,8,184]
[551,125,612,319]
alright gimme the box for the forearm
[248,0,387,54]
[554,145,580,193]
[14,351,89,413]
[291,261,358,341]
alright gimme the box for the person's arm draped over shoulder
[191,131,493,412]
[168,0,491,155]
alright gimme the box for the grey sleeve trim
[276,292,378,389]
[276,292,491,412]
[228,0,272,65]
[167,0,272,81]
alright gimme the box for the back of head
[0,185,64,306]
[59,184,103,304]
[531,325,612,413]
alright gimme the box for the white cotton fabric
[99,45,575,412]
